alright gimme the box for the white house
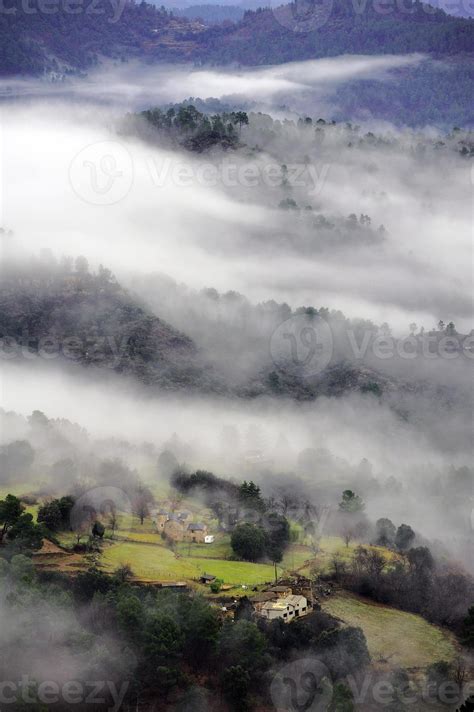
[260,594,308,623]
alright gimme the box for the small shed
[200,573,216,584]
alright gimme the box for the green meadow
[100,540,279,585]
[323,591,458,668]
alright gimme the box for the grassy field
[55,531,79,548]
[175,533,232,559]
[23,503,40,518]
[0,484,37,498]
[101,542,201,580]
[40,509,399,591]
[281,544,315,572]
[279,538,396,577]
[323,591,458,669]
[100,540,279,585]
[16,492,396,594]
[118,529,164,544]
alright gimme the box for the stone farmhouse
[155,509,209,543]
[248,582,312,624]
[260,594,309,623]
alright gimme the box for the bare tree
[133,482,153,525]
[343,526,356,548]
[73,517,90,546]
[114,563,134,583]
[108,506,118,538]
[276,486,300,517]
[133,495,149,525]
[453,657,468,687]
[352,546,386,581]
[331,555,347,582]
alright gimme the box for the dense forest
[331,58,474,127]
[199,0,474,64]
[0,555,371,710]
[0,256,221,392]
[121,104,245,152]
[0,0,473,76]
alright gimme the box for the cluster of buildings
[153,508,214,544]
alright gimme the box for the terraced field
[16,493,397,594]
[100,540,279,585]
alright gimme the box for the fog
[0,54,424,107]
[0,56,472,574]
[1,359,469,465]
[1,359,472,571]
[1,60,471,332]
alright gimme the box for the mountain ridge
[0,0,473,76]
[0,259,223,392]
[1,256,470,410]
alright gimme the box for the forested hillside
[0,0,473,76]
[198,0,474,64]
[0,257,220,391]
[0,2,200,76]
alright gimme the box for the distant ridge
[0,260,221,392]
[0,0,473,76]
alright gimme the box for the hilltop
[2,252,471,406]
[0,257,221,392]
